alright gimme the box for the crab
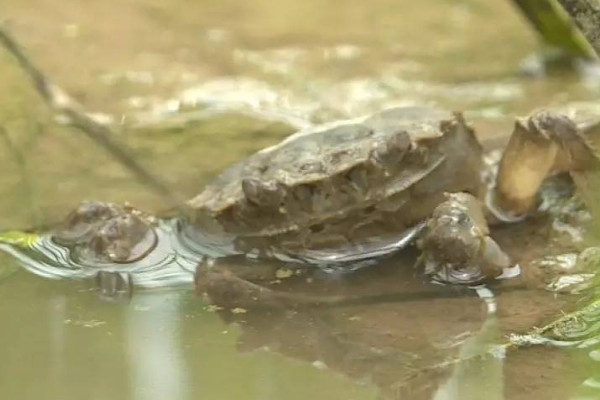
[54,106,600,292]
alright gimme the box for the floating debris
[204,304,223,313]
[64,319,107,328]
[312,360,328,370]
[275,267,294,279]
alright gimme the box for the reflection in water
[432,287,504,400]
[0,272,381,400]
[207,264,490,399]
[432,317,504,400]
[126,293,189,400]
[48,295,68,393]
[0,186,599,399]
[1,226,599,400]
[0,177,599,399]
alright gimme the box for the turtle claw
[417,193,511,284]
[493,110,596,219]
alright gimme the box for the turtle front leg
[489,110,597,220]
[417,193,512,284]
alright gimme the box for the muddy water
[1,0,600,399]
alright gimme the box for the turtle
[53,106,600,290]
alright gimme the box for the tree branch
[0,25,190,215]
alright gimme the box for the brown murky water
[1,0,600,399]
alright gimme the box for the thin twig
[0,25,191,215]
[556,0,600,57]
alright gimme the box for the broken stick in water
[0,25,190,215]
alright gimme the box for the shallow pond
[1,0,600,399]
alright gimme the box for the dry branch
[0,25,190,215]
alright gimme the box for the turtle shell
[188,107,483,258]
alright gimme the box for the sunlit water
[2,0,600,399]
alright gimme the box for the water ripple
[0,219,210,289]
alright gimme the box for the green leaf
[0,230,38,248]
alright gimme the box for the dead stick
[0,25,191,215]
[556,0,600,57]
